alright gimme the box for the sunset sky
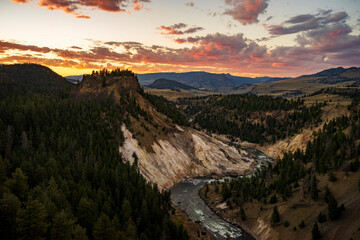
[1,0,359,77]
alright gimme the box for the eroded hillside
[74,72,257,189]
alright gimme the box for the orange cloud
[12,0,151,19]
[1,28,359,78]
[12,0,30,3]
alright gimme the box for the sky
[0,0,359,77]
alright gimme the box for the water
[170,147,273,240]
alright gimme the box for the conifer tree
[16,197,48,240]
[240,206,247,220]
[311,175,319,200]
[271,206,280,226]
[312,222,321,239]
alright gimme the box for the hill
[0,63,71,97]
[147,78,198,91]
[247,67,360,97]
[137,71,270,88]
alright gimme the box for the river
[170,147,273,240]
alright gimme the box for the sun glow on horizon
[1,0,359,78]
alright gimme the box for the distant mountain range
[147,78,198,91]
[65,75,84,84]
[65,71,273,88]
[137,71,271,88]
[65,66,359,93]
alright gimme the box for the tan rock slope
[120,125,255,189]
[74,74,257,189]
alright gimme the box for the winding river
[171,147,273,240]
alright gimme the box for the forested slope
[201,97,360,239]
[0,65,189,240]
[177,94,324,144]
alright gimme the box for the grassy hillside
[247,67,360,97]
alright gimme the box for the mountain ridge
[147,78,198,90]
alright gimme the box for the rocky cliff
[75,74,257,189]
[120,125,256,189]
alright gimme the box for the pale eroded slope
[120,125,256,190]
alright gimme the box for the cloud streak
[268,10,348,35]
[157,23,204,35]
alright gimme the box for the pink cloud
[1,28,359,77]
[223,0,269,25]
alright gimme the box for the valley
[2,1,360,239]
[0,64,359,240]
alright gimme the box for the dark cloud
[266,16,273,21]
[0,40,51,53]
[268,10,348,35]
[12,0,151,18]
[70,46,82,50]
[285,14,314,24]
[157,23,204,35]
[223,0,269,25]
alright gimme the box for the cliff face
[120,125,256,190]
[75,74,257,189]
[72,75,140,102]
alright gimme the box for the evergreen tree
[299,220,305,229]
[328,193,341,220]
[240,206,247,220]
[5,168,29,201]
[271,206,280,226]
[16,197,48,240]
[317,212,327,223]
[269,194,277,204]
[311,222,321,239]
[73,225,88,240]
[311,175,319,200]
[93,213,116,240]
[0,192,21,239]
[50,210,75,240]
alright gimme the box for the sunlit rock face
[120,125,256,190]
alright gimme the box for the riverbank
[200,169,360,240]
[171,205,214,240]
[170,147,273,240]
[199,189,258,240]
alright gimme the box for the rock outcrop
[120,125,256,190]
[75,74,257,189]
